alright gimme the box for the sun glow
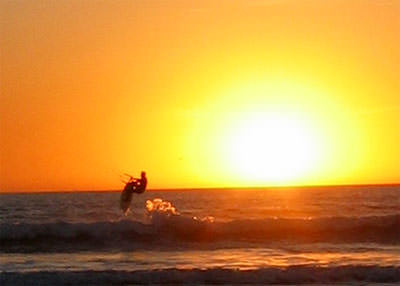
[2,0,399,192]
[226,113,321,184]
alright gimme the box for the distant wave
[1,213,399,252]
[2,266,400,285]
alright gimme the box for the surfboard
[120,182,134,214]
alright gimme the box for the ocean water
[1,186,399,285]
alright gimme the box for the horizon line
[1,182,399,194]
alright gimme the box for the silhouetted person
[124,171,147,194]
[134,171,147,194]
[120,171,147,213]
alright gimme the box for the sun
[225,112,320,184]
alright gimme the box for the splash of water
[146,198,180,216]
[146,198,214,222]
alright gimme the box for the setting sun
[226,113,320,183]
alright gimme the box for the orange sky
[1,0,399,192]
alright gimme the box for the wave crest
[1,198,399,252]
[1,213,399,252]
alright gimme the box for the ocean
[1,185,399,285]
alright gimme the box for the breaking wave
[1,198,399,252]
[2,266,400,285]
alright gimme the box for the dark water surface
[1,186,399,285]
